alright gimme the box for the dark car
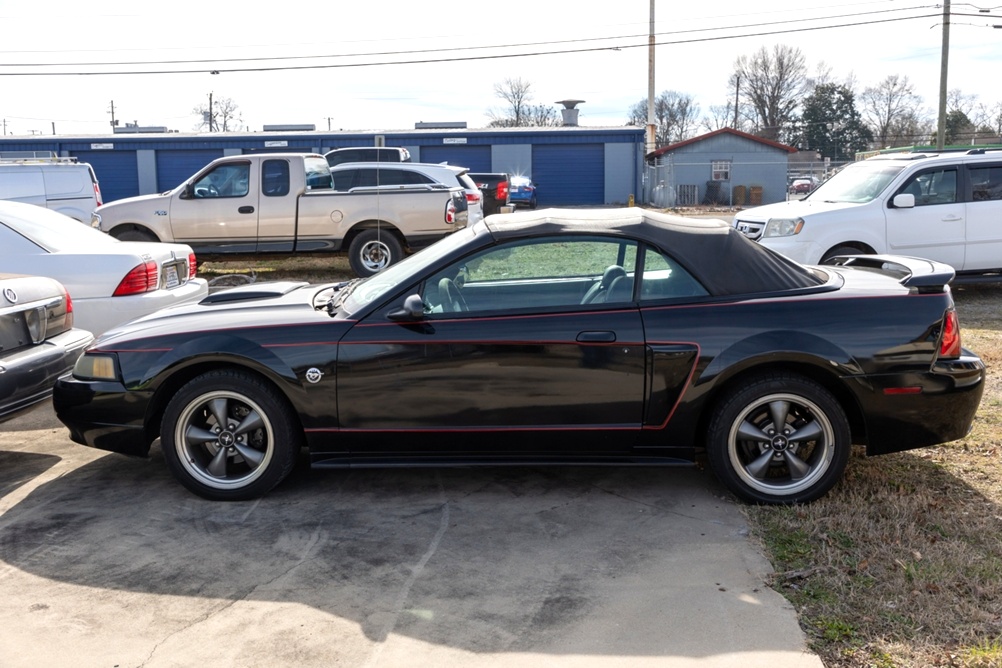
[324,147,411,167]
[53,209,984,504]
[509,175,537,209]
[1,273,93,422]
[468,172,510,215]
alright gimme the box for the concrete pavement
[0,404,823,667]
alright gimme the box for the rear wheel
[161,369,300,501]
[348,229,404,277]
[706,372,850,504]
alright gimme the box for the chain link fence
[642,155,850,208]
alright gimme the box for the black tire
[706,372,850,504]
[114,227,158,242]
[820,245,864,264]
[348,229,404,277]
[161,369,301,501]
[529,196,537,209]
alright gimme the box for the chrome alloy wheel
[173,390,275,491]
[726,392,836,498]
[358,238,392,273]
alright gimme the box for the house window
[711,160,731,181]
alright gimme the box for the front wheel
[706,373,850,504]
[348,229,404,277]
[161,369,301,500]
[114,227,158,242]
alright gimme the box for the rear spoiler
[823,254,955,293]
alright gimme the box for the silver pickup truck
[91,153,468,276]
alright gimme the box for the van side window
[262,160,291,197]
[898,168,958,206]
[971,166,1002,202]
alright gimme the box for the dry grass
[746,281,1002,668]
[196,257,1002,666]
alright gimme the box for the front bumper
[53,375,152,457]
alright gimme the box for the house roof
[647,128,798,160]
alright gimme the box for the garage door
[157,149,222,192]
[532,144,604,207]
[420,145,491,172]
[70,151,138,203]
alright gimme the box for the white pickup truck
[92,153,468,276]
[733,149,1002,277]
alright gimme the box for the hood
[96,191,172,212]
[93,281,345,347]
[733,199,866,222]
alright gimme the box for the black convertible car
[53,209,985,504]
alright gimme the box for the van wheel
[821,245,864,263]
[348,230,403,277]
[114,228,158,242]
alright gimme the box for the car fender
[700,329,862,385]
[139,333,309,407]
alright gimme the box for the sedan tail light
[188,252,198,279]
[65,290,74,329]
[114,260,159,296]
[939,309,961,359]
[466,192,481,205]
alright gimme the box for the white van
[733,148,1002,276]
[0,155,103,223]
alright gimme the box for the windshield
[808,161,906,204]
[340,224,483,315]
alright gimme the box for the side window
[639,247,708,300]
[331,169,358,191]
[419,237,638,314]
[192,163,250,198]
[971,165,1002,202]
[303,157,332,191]
[898,168,958,206]
[262,160,290,197]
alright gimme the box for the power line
[0,9,940,76]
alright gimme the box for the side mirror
[180,183,193,199]
[387,294,426,321]
[892,193,915,209]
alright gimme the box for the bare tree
[860,75,924,148]
[628,90,700,147]
[702,103,738,132]
[487,78,534,127]
[733,45,807,141]
[192,96,244,132]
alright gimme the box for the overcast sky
[1,0,1000,137]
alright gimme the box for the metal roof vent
[556,99,585,127]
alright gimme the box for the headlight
[90,212,103,229]
[73,353,119,381]
[763,217,805,238]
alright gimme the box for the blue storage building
[0,126,645,207]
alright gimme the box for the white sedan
[0,200,208,336]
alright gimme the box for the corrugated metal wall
[69,150,138,203]
[418,145,492,172]
[156,149,223,192]
[532,144,604,206]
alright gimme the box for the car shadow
[0,439,809,661]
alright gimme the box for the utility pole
[208,92,214,132]
[645,0,656,156]
[108,100,118,130]
[936,0,950,150]
[733,75,740,128]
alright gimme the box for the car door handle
[942,215,962,222]
[238,206,255,214]
[577,331,617,343]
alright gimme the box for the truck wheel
[821,245,864,263]
[114,227,158,242]
[348,230,403,277]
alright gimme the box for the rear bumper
[857,351,986,455]
[73,278,209,336]
[0,328,93,423]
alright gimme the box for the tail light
[94,182,103,207]
[466,191,481,205]
[939,309,961,359]
[65,290,74,329]
[188,252,198,279]
[113,260,159,296]
[445,199,458,224]
[497,181,509,201]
